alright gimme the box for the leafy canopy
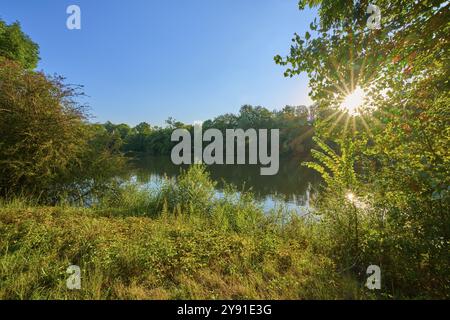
[0,19,39,69]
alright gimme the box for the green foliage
[0,59,86,198]
[1,3,447,300]
[204,104,316,158]
[95,165,271,235]
[94,181,158,217]
[303,137,367,281]
[0,200,361,300]
[303,137,357,189]
[276,0,449,298]
[103,104,315,159]
[169,165,217,215]
[0,60,124,203]
[0,19,39,69]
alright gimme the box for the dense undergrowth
[0,166,371,300]
[1,165,448,299]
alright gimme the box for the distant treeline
[101,104,317,158]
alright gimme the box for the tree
[135,122,152,135]
[0,19,39,69]
[275,105,314,157]
[238,105,274,129]
[276,0,449,297]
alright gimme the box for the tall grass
[0,165,368,300]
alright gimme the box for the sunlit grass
[0,202,361,300]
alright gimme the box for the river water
[126,155,321,215]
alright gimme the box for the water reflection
[126,156,321,215]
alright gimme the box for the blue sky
[1,0,316,126]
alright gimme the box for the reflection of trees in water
[128,156,321,202]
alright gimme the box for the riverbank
[0,202,365,300]
[127,155,322,213]
[1,165,446,300]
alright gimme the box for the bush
[156,165,216,215]
[306,138,450,298]
[0,59,124,203]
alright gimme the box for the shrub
[0,59,124,203]
[156,165,216,215]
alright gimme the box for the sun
[340,86,366,116]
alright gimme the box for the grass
[0,166,374,300]
[0,202,369,300]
